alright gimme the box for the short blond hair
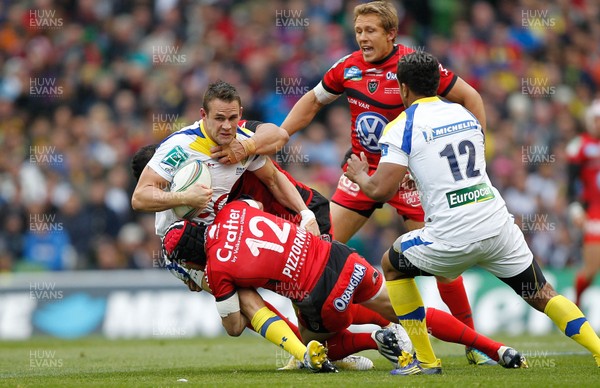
[353,1,399,33]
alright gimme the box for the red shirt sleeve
[321,55,350,95]
[207,267,236,302]
[437,61,458,97]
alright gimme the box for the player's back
[204,201,330,301]
[380,97,509,244]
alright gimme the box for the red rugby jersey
[322,45,457,169]
[204,201,331,302]
[567,133,600,209]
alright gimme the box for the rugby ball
[170,160,212,219]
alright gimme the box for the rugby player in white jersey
[131,80,346,372]
[131,80,319,237]
[345,51,600,375]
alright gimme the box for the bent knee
[382,250,403,281]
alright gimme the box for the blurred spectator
[22,203,75,271]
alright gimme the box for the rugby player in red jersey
[568,99,600,306]
[165,200,526,374]
[210,1,491,365]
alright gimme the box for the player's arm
[217,290,249,336]
[253,158,320,235]
[131,166,212,212]
[444,77,487,132]
[280,89,328,135]
[211,122,290,164]
[345,152,407,202]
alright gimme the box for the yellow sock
[387,278,438,365]
[251,307,306,361]
[544,295,600,366]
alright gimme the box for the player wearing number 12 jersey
[346,51,600,374]
[171,199,532,372]
[203,200,387,334]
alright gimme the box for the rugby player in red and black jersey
[568,99,600,306]
[210,0,491,365]
[166,200,527,374]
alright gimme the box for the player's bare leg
[330,202,369,243]
[575,242,600,306]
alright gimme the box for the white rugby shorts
[394,216,533,279]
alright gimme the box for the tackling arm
[253,158,320,235]
[218,291,248,336]
[280,90,326,135]
[211,122,290,164]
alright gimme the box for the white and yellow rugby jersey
[147,119,266,236]
[379,96,509,244]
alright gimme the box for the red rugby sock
[426,307,502,361]
[437,276,475,329]
[350,304,391,327]
[575,273,592,306]
[325,329,377,361]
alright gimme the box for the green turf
[0,334,598,387]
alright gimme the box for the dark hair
[131,144,158,181]
[396,52,440,97]
[202,80,241,112]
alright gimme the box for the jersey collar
[413,96,440,105]
[370,45,398,66]
[189,120,219,156]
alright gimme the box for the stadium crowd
[0,0,598,271]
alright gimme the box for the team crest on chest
[367,79,379,94]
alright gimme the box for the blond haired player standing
[346,51,600,375]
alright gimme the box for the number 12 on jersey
[439,140,481,181]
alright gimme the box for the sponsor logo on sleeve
[380,143,389,156]
[160,146,189,176]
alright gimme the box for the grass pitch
[1,333,598,387]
